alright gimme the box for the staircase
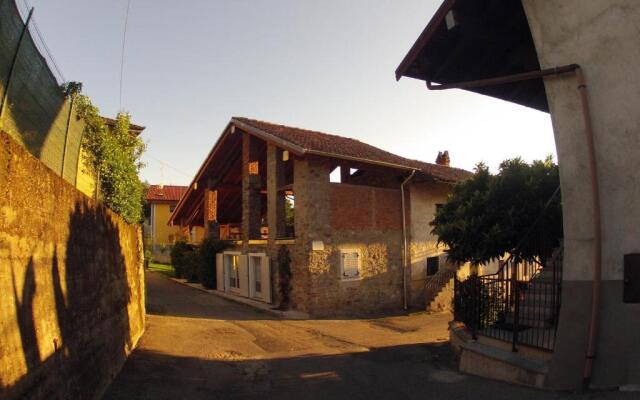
[424,267,457,312]
[451,251,563,388]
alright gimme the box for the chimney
[435,151,450,166]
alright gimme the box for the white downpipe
[401,170,416,310]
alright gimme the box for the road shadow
[101,341,614,400]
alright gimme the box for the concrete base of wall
[459,341,548,388]
[546,280,640,390]
[450,321,550,389]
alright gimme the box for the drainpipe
[401,170,416,311]
[426,64,602,389]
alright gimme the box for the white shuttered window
[341,249,361,280]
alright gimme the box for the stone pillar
[267,144,286,242]
[242,132,262,241]
[203,188,219,239]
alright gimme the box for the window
[435,203,444,213]
[427,256,439,276]
[169,204,176,213]
[341,249,361,280]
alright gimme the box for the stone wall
[290,157,404,316]
[0,131,145,400]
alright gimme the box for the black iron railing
[454,249,562,351]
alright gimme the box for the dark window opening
[427,256,439,276]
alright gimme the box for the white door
[260,255,272,304]
[247,254,272,303]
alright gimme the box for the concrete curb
[169,277,310,320]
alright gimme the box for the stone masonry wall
[0,131,145,400]
[291,157,404,316]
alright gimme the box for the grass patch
[149,262,175,278]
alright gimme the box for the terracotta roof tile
[232,117,472,182]
[146,185,187,202]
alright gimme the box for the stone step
[459,340,548,388]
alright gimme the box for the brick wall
[330,184,401,230]
[0,131,145,400]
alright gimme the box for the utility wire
[145,154,194,178]
[119,0,132,110]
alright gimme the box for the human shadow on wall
[10,258,41,372]
[3,200,136,400]
[52,201,134,399]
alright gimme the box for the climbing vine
[70,84,146,224]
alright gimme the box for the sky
[26,0,556,186]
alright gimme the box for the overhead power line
[119,0,132,110]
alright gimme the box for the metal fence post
[0,7,34,129]
[61,94,75,178]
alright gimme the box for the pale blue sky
[27,0,555,185]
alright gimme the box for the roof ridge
[231,117,472,181]
[233,116,384,146]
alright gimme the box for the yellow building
[145,185,188,262]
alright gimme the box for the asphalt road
[103,271,634,400]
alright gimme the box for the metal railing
[454,249,562,351]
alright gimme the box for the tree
[431,156,562,266]
[73,91,146,224]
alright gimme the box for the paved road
[103,272,633,400]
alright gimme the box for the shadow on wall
[1,201,134,400]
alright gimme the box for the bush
[198,238,228,289]
[182,250,202,283]
[170,239,196,279]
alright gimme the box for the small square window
[427,256,439,276]
[169,204,176,213]
[341,249,361,280]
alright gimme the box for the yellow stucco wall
[75,148,96,199]
[151,203,182,246]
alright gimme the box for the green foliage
[453,274,503,329]
[284,195,295,237]
[432,156,562,265]
[149,262,175,278]
[198,237,229,289]
[182,250,202,283]
[74,93,146,224]
[277,246,292,309]
[170,239,196,279]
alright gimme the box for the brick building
[169,117,470,316]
